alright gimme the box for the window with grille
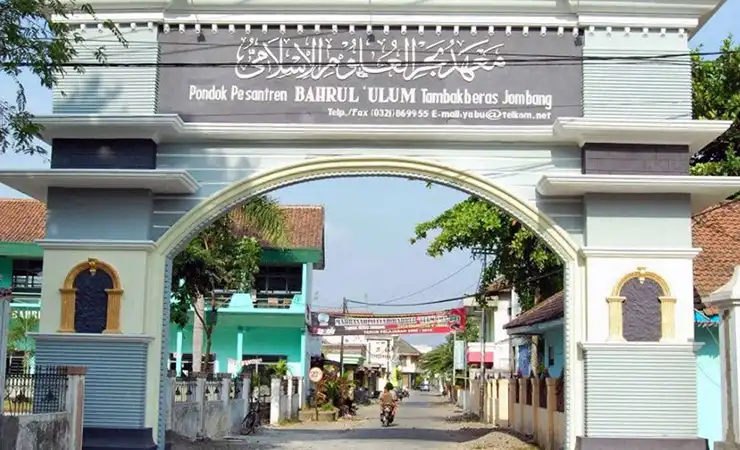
[11,259,43,290]
[255,266,302,297]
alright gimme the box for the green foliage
[410,196,562,311]
[691,35,740,182]
[418,320,479,378]
[272,359,289,377]
[1,0,126,154]
[6,310,39,354]
[170,196,288,329]
[311,366,353,409]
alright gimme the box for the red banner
[309,308,466,336]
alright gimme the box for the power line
[32,34,729,61]
[369,260,477,306]
[348,268,563,308]
[13,49,730,69]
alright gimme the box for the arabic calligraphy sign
[157,26,582,125]
[308,308,466,336]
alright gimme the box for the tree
[410,197,562,312]
[690,36,740,179]
[170,196,289,372]
[418,320,479,393]
[6,310,40,369]
[1,0,125,154]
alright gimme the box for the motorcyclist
[379,382,397,420]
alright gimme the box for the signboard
[453,340,467,371]
[227,358,263,367]
[157,26,582,125]
[308,367,324,383]
[308,308,466,336]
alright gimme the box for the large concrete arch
[146,155,584,449]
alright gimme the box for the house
[502,200,738,447]
[168,205,326,381]
[321,328,411,391]
[396,339,422,388]
[0,199,45,371]
[462,278,518,374]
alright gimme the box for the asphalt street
[227,392,533,450]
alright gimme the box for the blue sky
[0,3,737,346]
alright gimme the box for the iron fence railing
[4,366,68,415]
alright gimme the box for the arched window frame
[606,266,676,342]
[59,258,124,334]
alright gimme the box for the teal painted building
[167,205,326,381]
[695,311,721,447]
[168,259,320,380]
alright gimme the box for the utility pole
[339,297,348,376]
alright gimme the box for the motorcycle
[380,405,394,427]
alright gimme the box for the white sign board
[453,340,467,371]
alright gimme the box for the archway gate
[0,3,736,449]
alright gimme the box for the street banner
[308,308,466,336]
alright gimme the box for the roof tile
[692,200,740,311]
[0,199,324,251]
[503,291,564,329]
[0,199,46,242]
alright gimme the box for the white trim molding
[30,115,732,150]
[36,239,158,252]
[30,332,154,344]
[579,247,703,259]
[554,118,733,153]
[49,0,726,31]
[537,173,740,214]
[0,169,200,202]
[579,341,702,353]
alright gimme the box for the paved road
[229,392,533,450]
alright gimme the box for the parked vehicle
[380,404,394,427]
[419,381,431,392]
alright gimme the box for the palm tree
[186,195,289,373]
[7,309,40,370]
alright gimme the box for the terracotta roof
[502,291,564,330]
[396,339,421,355]
[692,200,740,315]
[229,205,325,251]
[484,277,511,295]
[0,199,324,253]
[0,199,46,242]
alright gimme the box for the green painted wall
[0,257,11,287]
[170,319,304,376]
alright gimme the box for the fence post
[546,377,557,450]
[530,377,539,443]
[221,374,231,407]
[0,290,12,415]
[297,376,304,410]
[270,377,281,425]
[166,371,176,432]
[195,372,207,438]
[242,376,251,414]
[498,377,510,428]
[518,378,526,432]
[65,366,87,450]
[509,378,517,430]
[287,376,295,419]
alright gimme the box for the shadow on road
[245,426,501,443]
